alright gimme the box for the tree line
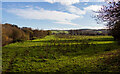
[2,23,52,46]
[68,29,110,36]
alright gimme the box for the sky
[2,0,109,30]
[0,1,1,24]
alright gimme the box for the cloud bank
[3,0,106,2]
[7,8,80,25]
[6,0,103,26]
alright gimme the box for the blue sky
[2,1,107,30]
[0,1,1,23]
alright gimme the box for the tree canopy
[96,0,120,42]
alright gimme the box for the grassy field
[51,30,69,34]
[2,35,120,72]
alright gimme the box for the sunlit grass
[2,35,120,72]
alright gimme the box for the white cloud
[44,0,106,4]
[45,0,115,4]
[25,5,32,8]
[84,0,119,2]
[80,0,103,2]
[64,5,102,17]
[96,0,104,2]
[50,26,105,30]
[3,0,120,2]
[7,8,80,25]
[84,5,103,11]
[44,0,80,5]
[81,26,105,29]
[84,3,88,5]
[7,4,103,26]
[6,1,104,27]
[66,5,86,15]
[105,0,120,2]
[3,0,111,2]
[55,21,78,25]
[83,5,103,15]
[51,27,80,30]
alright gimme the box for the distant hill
[51,29,110,35]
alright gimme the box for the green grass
[51,31,69,34]
[2,35,120,72]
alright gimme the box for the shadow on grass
[2,42,120,72]
[3,42,119,59]
[31,37,114,43]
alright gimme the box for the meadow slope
[2,35,120,72]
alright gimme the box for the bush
[2,23,27,46]
[21,27,33,40]
[2,34,13,46]
[2,23,49,46]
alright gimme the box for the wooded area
[2,23,52,46]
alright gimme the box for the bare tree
[95,0,120,42]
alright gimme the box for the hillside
[2,35,120,72]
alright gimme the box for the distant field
[51,30,69,34]
[2,35,120,72]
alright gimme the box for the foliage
[21,27,34,40]
[96,1,120,42]
[2,23,52,46]
[111,22,120,43]
[2,23,27,46]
